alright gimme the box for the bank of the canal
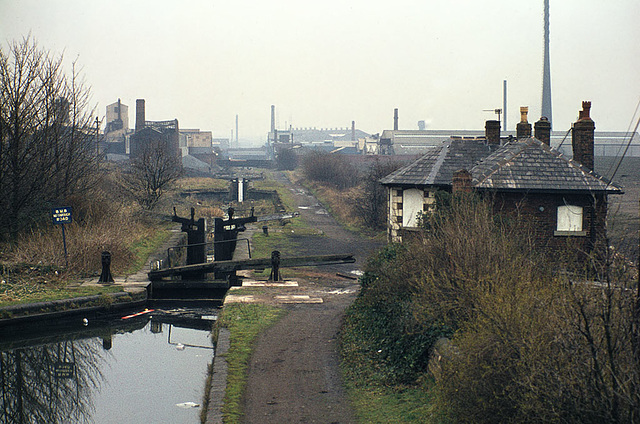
[0,224,186,325]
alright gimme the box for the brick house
[380,102,622,258]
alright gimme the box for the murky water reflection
[0,308,216,423]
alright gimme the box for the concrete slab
[224,295,256,304]
[241,280,298,287]
[274,295,323,304]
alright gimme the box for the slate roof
[471,137,622,193]
[380,138,498,187]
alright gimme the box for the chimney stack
[452,169,473,193]
[236,114,239,146]
[534,116,552,145]
[572,101,595,171]
[393,108,399,131]
[351,121,355,141]
[516,106,532,139]
[135,99,145,132]
[485,120,501,145]
[270,105,275,133]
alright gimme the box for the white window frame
[402,188,424,228]
[555,204,586,236]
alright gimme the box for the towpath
[237,172,382,423]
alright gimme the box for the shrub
[342,243,453,386]
[301,151,358,189]
[352,158,403,230]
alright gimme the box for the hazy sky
[2,0,639,143]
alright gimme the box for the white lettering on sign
[52,207,73,224]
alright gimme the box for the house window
[402,188,424,228]
[555,205,586,236]
[397,203,403,210]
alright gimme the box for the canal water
[0,307,218,424]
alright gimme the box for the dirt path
[240,172,382,424]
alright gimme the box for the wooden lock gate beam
[147,252,355,281]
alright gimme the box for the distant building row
[101,99,229,170]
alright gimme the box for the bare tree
[353,158,402,229]
[0,37,98,239]
[126,140,182,210]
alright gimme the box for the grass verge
[346,383,434,424]
[250,222,322,258]
[124,221,174,274]
[0,281,122,308]
[340,299,435,423]
[215,303,286,423]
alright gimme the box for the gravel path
[239,172,382,424]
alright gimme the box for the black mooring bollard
[262,225,269,236]
[99,251,115,283]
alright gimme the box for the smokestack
[135,99,145,132]
[572,101,595,171]
[503,80,507,131]
[351,121,355,141]
[393,108,398,131]
[541,0,553,128]
[485,120,501,145]
[516,106,532,139]
[534,116,552,145]
[235,114,239,146]
[271,105,275,133]
[117,98,122,121]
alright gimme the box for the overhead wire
[606,97,640,184]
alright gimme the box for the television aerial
[483,108,502,123]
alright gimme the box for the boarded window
[557,205,583,232]
[402,188,424,227]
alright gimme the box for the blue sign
[52,207,73,224]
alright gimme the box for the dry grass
[4,205,161,277]
[175,176,229,190]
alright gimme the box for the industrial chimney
[135,99,145,132]
[271,105,275,133]
[393,108,399,131]
[351,121,355,141]
[572,101,595,171]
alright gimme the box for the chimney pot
[516,106,532,139]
